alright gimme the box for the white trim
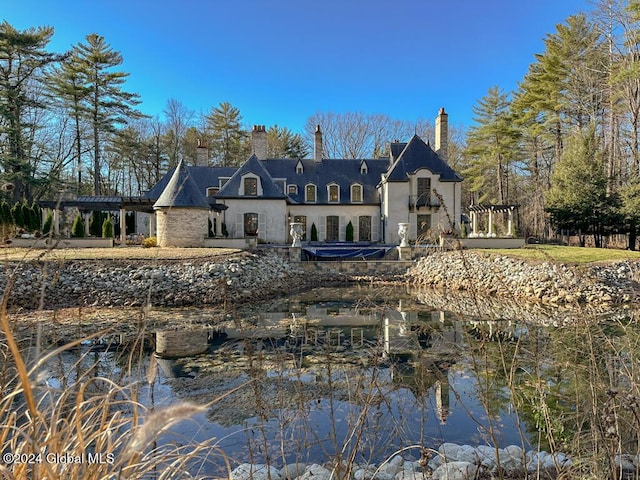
[327,182,340,203]
[305,183,317,203]
[350,183,363,203]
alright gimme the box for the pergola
[38,196,156,243]
[467,204,518,237]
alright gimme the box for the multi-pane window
[288,185,298,195]
[351,184,362,203]
[417,214,431,240]
[328,184,339,203]
[359,216,371,241]
[417,178,431,206]
[244,213,258,236]
[326,216,339,241]
[244,177,258,196]
[306,184,317,202]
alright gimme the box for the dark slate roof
[262,158,388,204]
[386,135,462,182]
[216,154,288,199]
[153,160,210,209]
[143,165,237,201]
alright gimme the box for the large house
[145,108,462,247]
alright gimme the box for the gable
[386,135,462,182]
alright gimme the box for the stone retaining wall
[406,250,640,306]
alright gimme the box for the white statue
[398,222,409,247]
[290,222,303,247]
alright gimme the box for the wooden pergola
[467,204,518,237]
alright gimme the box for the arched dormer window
[327,183,340,203]
[240,173,262,196]
[350,183,363,203]
[305,183,317,203]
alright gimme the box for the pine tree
[463,86,521,204]
[73,33,142,194]
[102,215,113,238]
[0,22,61,201]
[206,102,246,166]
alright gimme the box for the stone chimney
[435,107,448,162]
[251,125,268,159]
[196,139,208,166]
[314,125,323,163]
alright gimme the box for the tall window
[417,178,431,206]
[351,184,362,203]
[326,216,339,241]
[244,177,258,196]
[359,216,371,241]
[244,213,258,236]
[306,184,317,202]
[328,184,339,203]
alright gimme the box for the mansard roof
[216,154,288,199]
[386,135,462,182]
[262,158,388,204]
[153,160,211,209]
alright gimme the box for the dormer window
[206,187,219,197]
[360,161,368,174]
[296,160,304,174]
[244,177,258,196]
[350,184,363,203]
[328,183,340,203]
[288,184,298,195]
[219,177,230,188]
[305,184,317,203]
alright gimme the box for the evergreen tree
[463,86,521,204]
[266,125,309,158]
[310,223,318,242]
[206,101,246,166]
[89,211,104,236]
[346,221,354,242]
[73,33,142,195]
[71,213,85,237]
[42,211,53,236]
[0,22,61,201]
[102,215,113,238]
[11,202,23,229]
[545,124,613,247]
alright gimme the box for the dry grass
[0,246,241,263]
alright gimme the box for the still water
[42,285,640,473]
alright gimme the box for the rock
[282,463,307,479]
[432,461,478,480]
[231,463,282,480]
[297,464,332,480]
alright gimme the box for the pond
[35,285,640,477]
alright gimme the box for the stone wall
[155,208,209,247]
[406,250,640,306]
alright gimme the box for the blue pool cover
[302,245,394,260]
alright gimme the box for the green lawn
[476,245,640,264]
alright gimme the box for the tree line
[462,0,640,248]
[0,20,442,206]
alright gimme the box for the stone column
[83,212,91,237]
[120,208,127,245]
[53,209,60,236]
[149,213,156,237]
[488,210,494,237]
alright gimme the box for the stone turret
[153,160,210,247]
[435,107,448,162]
[251,125,268,159]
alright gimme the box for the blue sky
[5,0,591,133]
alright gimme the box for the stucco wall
[289,205,381,242]
[155,208,209,247]
[220,199,288,243]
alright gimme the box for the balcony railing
[409,194,441,210]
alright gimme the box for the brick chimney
[435,107,448,162]
[196,139,208,166]
[314,125,323,163]
[251,125,268,159]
